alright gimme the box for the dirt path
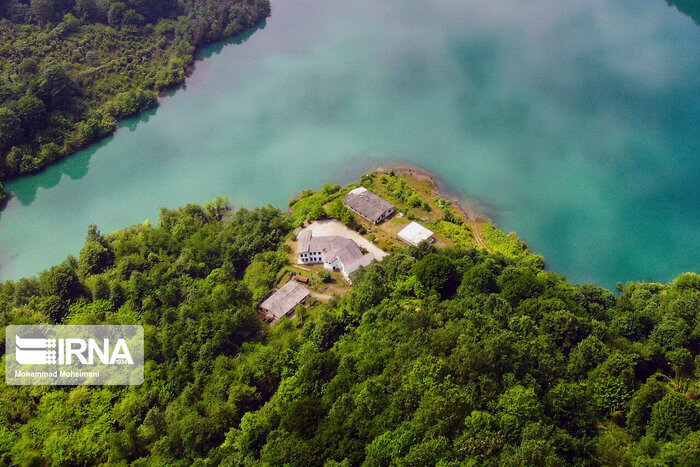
[310,291,334,302]
[468,221,491,251]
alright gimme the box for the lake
[1,0,698,288]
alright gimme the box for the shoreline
[0,16,270,206]
[372,162,494,225]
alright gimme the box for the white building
[297,229,374,283]
[398,221,435,246]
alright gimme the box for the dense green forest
[0,0,270,202]
[0,188,698,465]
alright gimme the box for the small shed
[398,222,435,246]
[294,275,310,284]
[258,281,310,323]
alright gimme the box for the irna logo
[6,325,144,386]
[15,335,134,365]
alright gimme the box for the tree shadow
[121,107,158,132]
[5,136,110,207]
[667,0,700,25]
[197,19,268,61]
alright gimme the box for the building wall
[298,250,323,264]
[345,205,394,224]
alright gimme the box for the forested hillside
[0,0,270,202]
[0,191,698,465]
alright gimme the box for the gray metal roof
[298,230,364,264]
[343,253,375,276]
[343,187,394,223]
[258,281,310,320]
[297,229,313,253]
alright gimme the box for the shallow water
[1,0,699,288]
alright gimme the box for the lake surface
[1,0,699,288]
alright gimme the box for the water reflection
[6,107,163,208]
[198,20,267,60]
[0,0,698,286]
[10,142,99,207]
[667,0,700,24]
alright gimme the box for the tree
[74,0,97,21]
[498,267,544,304]
[79,226,114,276]
[15,95,46,136]
[648,392,700,441]
[79,241,113,277]
[18,58,39,75]
[318,270,332,283]
[412,253,458,298]
[39,260,83,301]
[40,295,69,322]
[567,335,609,378]
[546,382,596,438]
[86,224,108,246]
[108,2,126,27]
[280,398,326,438]
[461,262,499,294]
[242,260,276,301]
[90,276,110,301]
[497,385,543,442]
[36,62,78,110]
[0,107,22,151]
[308,204,327,221]
[30,0,55,25]
[540,309,591,354]
[666,348,693,379]
[627,378,667,439]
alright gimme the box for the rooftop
[398,221,435,246]
[343,253,375,276]
[258,281,310,321]
[299,230,364,263]
[343,187,394,223]
[297,229,375,276]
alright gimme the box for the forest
[0,185,698,465]
[0,0,270,202]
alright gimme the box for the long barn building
[342,187,394,224]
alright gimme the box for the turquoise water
[1,0,699,288]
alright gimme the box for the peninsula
[0,170,697,465]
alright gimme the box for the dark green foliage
[567,335,610,378]
[627,378,667,439]
[412,253,459,298]
[0,200,293,465]
[546,382,597,438]
[1,193,699,465]
[318,269,333,283]
[648,392,700,441]
[38,259,84,301]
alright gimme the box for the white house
[398,221,435,246]
[297,229,374,283]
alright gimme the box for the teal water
[1,0,699,288]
